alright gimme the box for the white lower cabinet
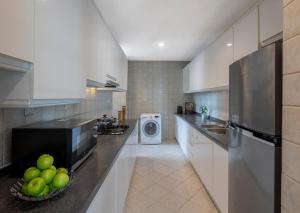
[87,163,117,213]
[191,133,214,195]
[175,116,228,213]
[87,123,137,213]
[175,116,192,158]
[212,143,228,213]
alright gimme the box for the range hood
[105,79,119,88]
[104,74,119,88]
[0,53,33,73]
[86,74,120,89]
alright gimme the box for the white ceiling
[93,0,258,61]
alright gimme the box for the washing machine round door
[143,120,160,137]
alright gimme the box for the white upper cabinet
[259,0,283,43]
[185,27,233,93]
[86,1,108,86]
[0,0,34,62]
[0,0,128,107]
[34,0,87,99]
[182,64,190,93]
[233,7,259,61]
[86,0,128,90]
[213,29,234,88]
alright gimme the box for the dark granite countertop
[175,114,228,150]
[0,119,138,213]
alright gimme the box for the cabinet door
[213,143,228,213]
[34,0,86,99]
[178,119,192,158]
[87,163,116,213]
[183,64,190,93]
[214,28,234,87]
[175,116,179,141]
[189,54,205,91]
[191,132,213,194]
[0,0,34,62]
[234,7,259,61]
[116,145,130,213]
[259,0,283,43]
[86,0,107,84]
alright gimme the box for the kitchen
[0,0,298,212]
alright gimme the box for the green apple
[56,168,68,175]
[21,183,29,196]
[37,185,49,197]
[27,177,46,197]
[40,169,56,184]
[52,173,69,189]
[37,154,54,170]
[23,167,41,182]
[49,183,59,192]
[49,165,56,173]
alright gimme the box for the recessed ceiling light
[226,43,233,47]
[158,42,165,48]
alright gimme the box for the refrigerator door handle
[241,129,275,147]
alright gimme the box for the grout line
[283,31,300,43]
[283,70,300,76]
[282,138,300,147]
[283,105,300,108]
[283,0,297,9]
[284,172,300,188]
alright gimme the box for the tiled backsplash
[191,90,229,121]
[0,88,113,169]
[282,0,300,212]
[126,61,191,140]
[112,92,127,118]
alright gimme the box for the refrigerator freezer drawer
[229,127,281,213]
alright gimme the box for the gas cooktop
[96,115,129,135]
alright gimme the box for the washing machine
[140,113,162,144]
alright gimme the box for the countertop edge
[80,119,137,213]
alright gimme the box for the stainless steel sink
[200,124,225,129]
[206,128,227,135]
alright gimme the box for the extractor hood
[86,74,120,89]
[0,53,33,72]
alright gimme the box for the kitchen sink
[200,124,225,129]
[206,128,227,135]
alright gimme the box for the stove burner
[96,115,129,135]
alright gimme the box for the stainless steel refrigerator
[229,41,282,213]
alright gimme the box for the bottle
[122,106,127,121]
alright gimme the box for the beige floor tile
[158,190,188,212]
[155,174,182,191]
[182,176,203,192]
[126,192,155,212]
[147,170,168,183]
[123,205,137,213]
[168,165,195,182]
[172,181,201,200]
[178,199,212,213]
[143,202,173,213]
[141,183,170,201]
[135,164,153,177]
[153,163,175,176]
[124,141,216,213]
[130,174,155,191]
[190,191,214,210]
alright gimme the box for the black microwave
[12,118,97,175]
